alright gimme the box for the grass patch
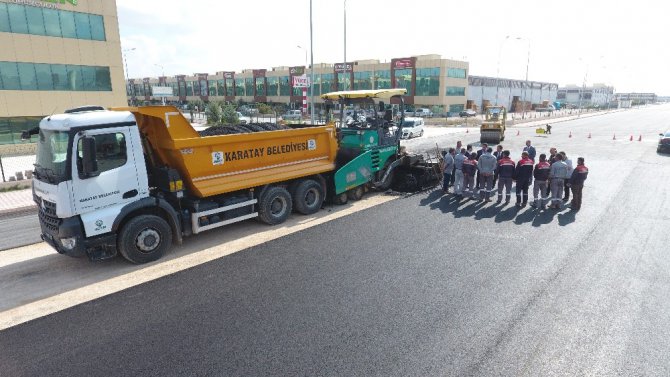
[0,185,29,193]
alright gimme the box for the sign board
[290,66,305,76]
[392,58,415,69]
[292,75,310,88]
[152,86,173,97]
[334,63,353,72]
[253,69,266,78]
[223,72,234,79]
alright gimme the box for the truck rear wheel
[118,214,172,264]
[293,179,324,215]
[258,186,293,224]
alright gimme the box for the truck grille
[38,199,60,233]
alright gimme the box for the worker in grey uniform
[453,148,467,197]
[548,153,570,209]
[477,147,498,202]
[442,148,455,193]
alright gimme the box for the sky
[117,0,669,95]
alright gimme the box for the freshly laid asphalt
[1,105,670,376]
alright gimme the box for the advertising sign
[152,86,173,97]
[253,69,266,78]
[289,66,305,76]
[292,75,310,88]
[334,63,353,72]
[392,58,415,69]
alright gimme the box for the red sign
[253,69,266,78]
[392,58,414,69]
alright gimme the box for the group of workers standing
[441,140,589,211]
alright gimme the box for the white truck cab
[32,107,155,260]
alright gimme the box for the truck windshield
[35,129,70,184]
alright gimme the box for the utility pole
[310,0,315,122]
[343,0,347,90]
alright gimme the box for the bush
[257,103,273,114]
[221,103,239,124]
[206,103,222,124]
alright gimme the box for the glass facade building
[0,0,126,145]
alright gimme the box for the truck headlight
[60,237,77,250]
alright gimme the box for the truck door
[72,127,144,226]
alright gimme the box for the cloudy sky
[118,0,668,94]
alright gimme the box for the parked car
[282,110,302,121]
[459,109,477,117]
[658,131,670,153]
[236,111,250,124]
[401,117,425,139]
[411,108,434,117]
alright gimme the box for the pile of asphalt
[198,123,290,136]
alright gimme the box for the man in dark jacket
[462,153,478,199]
[523,140,537,161]
[530,154,551,209]
[495,150,515,204]
[514,151,534,207]
[568,157,588,210]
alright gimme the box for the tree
[188,99,205,112]
[221,103,239,124]
[257,103,273,114]
[206,102,222,124]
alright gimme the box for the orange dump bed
[115,106,338,198]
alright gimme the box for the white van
[401,117,425,139]
[412,108,434,117]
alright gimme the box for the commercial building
[614,92,657,105]
[0,0,126,144]
[128,54,469,114]
[467,75,558,112]
[557,84,615,108]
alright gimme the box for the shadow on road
[425,191,576,227]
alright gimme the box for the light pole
[520,38,530,120]
[123,47,136,101]
[343,0,347,90]
[154,64,165,105]
[297,45,309,117]
[309,0,315,122]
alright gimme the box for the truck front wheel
[118,214,173,264]
[258,186,293,225]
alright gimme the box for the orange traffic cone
[629,135,633,141]
[569,131,572,138]
[588,133,592,139]
[638,135,642,141]
[613,134,616,140]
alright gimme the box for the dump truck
[28,89,438,264]
[480,105,507,144]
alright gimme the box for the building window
[216,79,225,96]
[446,86,465,96]
[185,81,193,96]
[225,78,234,96]
[394,69,412,96]
[375,70,391,90]
[449,104,465,113]
[266,77,278,97]
[1,62,110,92]
[235,79,245,96]
[353,71,372,90]
[447,68,467,79]
[255,78,265,97]
[243,78,253,96]
[0,3,106,41]
[321,74,334,93]
[415,67,440,96]
[209,80,218,96]
[279,76,290,96]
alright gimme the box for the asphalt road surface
[1,105,670,376]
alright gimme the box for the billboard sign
[292,75,310,88]
[152,86,173,97]
[334,63,353,72]
[289,66,305,76]
[392,58,415,69]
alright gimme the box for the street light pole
[309,0,315,122]
[123,47,136,103]
[343,0,347,90]
[521,39,530,120]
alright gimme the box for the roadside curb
[0,205,36,219]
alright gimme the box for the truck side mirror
[81,136,99,178]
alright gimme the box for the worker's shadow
[557,210,577,226]
[474,202,500,220]
[419,189,445,207]
[451,199,481,218]
[494,205,519,223]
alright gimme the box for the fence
[0,153,35,183]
